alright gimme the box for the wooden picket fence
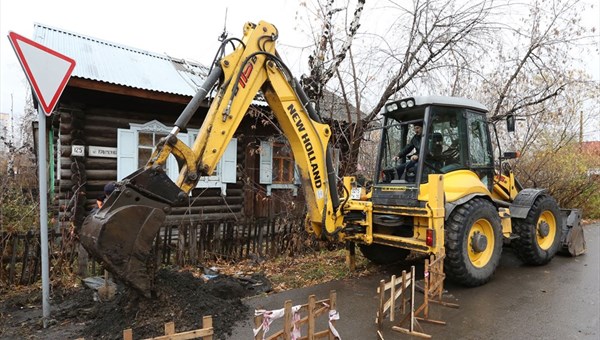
[2,217,310,286]
[159,217,308,267]
[0,231,42,286]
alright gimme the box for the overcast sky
[0,0,312,117]
[1,0,598,139]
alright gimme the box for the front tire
[512,194,562,265]
[445,198,502,287]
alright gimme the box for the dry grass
[204,248,379,293]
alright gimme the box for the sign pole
[8,32,75,328]
[37,106,50,327]
[7,31,76,328]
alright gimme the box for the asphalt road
[231,224,599,339]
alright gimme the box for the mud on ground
[0,269,272,339]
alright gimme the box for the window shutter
[220,138,237,183]
[259,140,273,184]
[117,129,137,181]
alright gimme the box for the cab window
[466,111,492,167]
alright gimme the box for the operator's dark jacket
[397,134,422,158]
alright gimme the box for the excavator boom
[80,21,344,296]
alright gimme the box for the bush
[0,153,39,233]
[514,143,600,219]
[0,176,38,233]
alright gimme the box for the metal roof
[33,23,209,97]
[413,96,488,112]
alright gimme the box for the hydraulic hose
[293,78,341,212]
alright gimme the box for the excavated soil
[0,269,271,339]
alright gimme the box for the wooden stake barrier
[376,266,430,338]
[254,290,339,340]
[122,316,213,340]
[394,249,458,337]
[376,250,459,338]
[376,268,413,328]
[419,248,459,318]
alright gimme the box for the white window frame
[259,139,298,196]
[259,139,341,197]
[117,120,237,195]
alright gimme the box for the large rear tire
[445,198,502,287]
[359,243,410,265]
[512,194,562,265]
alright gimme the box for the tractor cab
[377,96,493,186]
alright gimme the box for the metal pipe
[37,107,50,327]
[174,65,224,129]
[493,198,511,208]
[372,233,430,252]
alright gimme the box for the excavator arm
[80,21,345,296]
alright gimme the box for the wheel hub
[538,221,550,238]
[471,232,488,253]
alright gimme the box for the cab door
[465,110,494,191]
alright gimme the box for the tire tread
[512,194,562,265]
[445,198,502,287]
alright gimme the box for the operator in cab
[383,122,423,182]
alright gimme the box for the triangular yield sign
[8,31,76,116]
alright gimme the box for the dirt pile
[1,269,271,339]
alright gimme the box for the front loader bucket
[560,209,586,256]
[79,168,185,297]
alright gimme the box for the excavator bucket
[560,209,586,256]
[80,168,185,297]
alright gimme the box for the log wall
[53,88,249,230]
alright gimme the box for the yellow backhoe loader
[80,21,585,296]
